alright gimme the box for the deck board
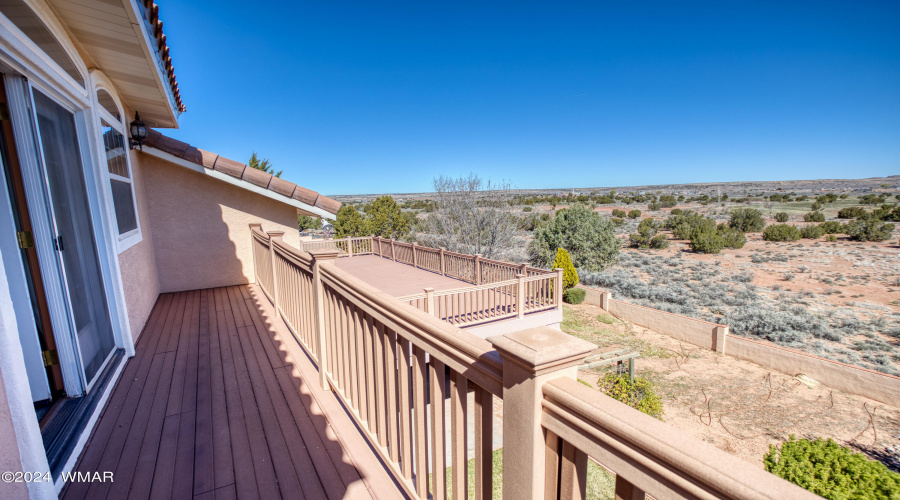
[334,255,472,296]
[61,285,403,500]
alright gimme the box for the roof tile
[292,186,319,206]
[143,129,341,215]
[268,176,297,198]
[213,156,246,179]
[241,166,273,189]
[315,196,342,215]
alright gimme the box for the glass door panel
[32,89,114,385]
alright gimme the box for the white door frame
[0,14,136,395]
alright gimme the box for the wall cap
[489,327,594,375]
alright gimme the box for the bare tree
[418,174,520,260]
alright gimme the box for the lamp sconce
[129,112,148,150]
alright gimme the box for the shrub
[366,195,410,238]
[659,195,677,208]
[610,217,625,227]
[597,374,664,420]
[763,224,802,242]
[689,230,725,254]
[729,208,766,232]
[667,210,716,239]
[819,221,844,234]
[648,201,662,211]
[649,234,669,249]
[837,206,867,219]
[774,212,789,222]
[764,436,900,500]
[803,211,825,222]
[718,227,747,249]
[298,214,322,231]
[611,209,627,218]
[629,218,660,249]
[826,234,837,242]
[800,225,824,239]
[563,287,586,304]
[522,206,532,212]
[811,201,823,211]
[529,204,621,272]
[553,248,579,289]
[845,220,895,242]
[670,208,683,216]
[627,209,642,219]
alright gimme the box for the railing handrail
[320,263,504,397]
[541,377,818,500]
[398,273,555,301]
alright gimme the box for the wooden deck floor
[334,255,470,297]
[62,285,403,500]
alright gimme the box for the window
[100,118,139,246]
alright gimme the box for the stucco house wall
[139,154,302,293]
[117,147,161,343]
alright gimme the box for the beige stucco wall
[0,370,28,500]
[117,148,161,342]
[139,154,301,293]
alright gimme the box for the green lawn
[433,448,615,499]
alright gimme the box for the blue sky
[161,1,899,196]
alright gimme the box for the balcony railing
[252,224,818,500]
[301,236,562,328]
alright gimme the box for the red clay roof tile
[268,176,297,198]
[241,166,273,189]
[143,129,340,215]
[212,156,245,179]
[292,186,319,206]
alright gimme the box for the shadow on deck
[61,285,404,500]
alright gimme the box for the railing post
[489,328,594,500]
[310,248,340,391]
[516,274,526,319]
[248,222,262,283]
[475,254,482,285]
[439,248,446,276]
[424,287,435,316]
[267,231,284,313]
[390,238,396,261]
[412,243,418,268]
[554,268,564,308]
[347,237,353,257]
[520,263,528,276]
[373,236,380,257]
[600,291,611,311]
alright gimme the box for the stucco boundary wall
[579,285,900,408]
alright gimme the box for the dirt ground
[562,303,900,471]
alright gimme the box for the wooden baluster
[430,358,447,500]
[517,274,526,319]
[398,337,413,480]
[384,327,400,462]
[614,476,646,500]
[364,314,377,434]
[440,248,446,276]
[560,440,588,500]
[474,387,493,500]
[544,430,561,499]
[450,371,468,500]
[413,346,428,497]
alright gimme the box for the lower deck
[334,255,471,297]
[61,285,403,500]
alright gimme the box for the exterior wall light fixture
[129,112,148,150]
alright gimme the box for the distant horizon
[327,173,899,198]
[162,1,900,195]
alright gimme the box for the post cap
[489,327,595,376]
[309,248,340,260]
[267,231,285,239]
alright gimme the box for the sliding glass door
[31,89,115,386]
